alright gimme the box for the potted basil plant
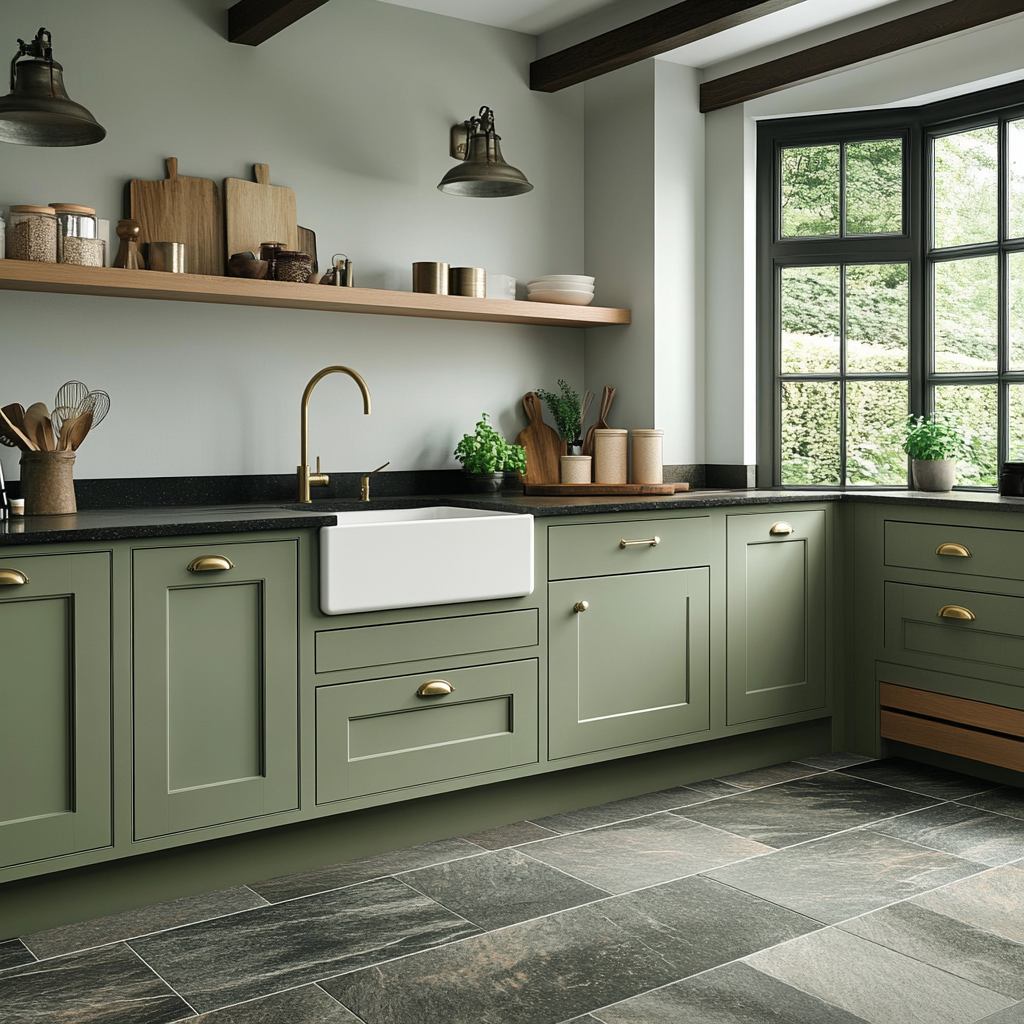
[536,380,594,483]
[454,413,527,493]
[902,413,966,492]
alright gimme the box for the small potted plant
[536,380,593,482]
[454,413,527,493]
[902,413,966,491]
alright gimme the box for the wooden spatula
[583,385,616,457]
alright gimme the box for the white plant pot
[911,458,955,492]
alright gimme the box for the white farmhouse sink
[320,506,534,614]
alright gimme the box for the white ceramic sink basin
[320,506,534,614]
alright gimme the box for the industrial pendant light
[437,106,533,198]
[0,28,106,146]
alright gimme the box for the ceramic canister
[631,429,664,484]
[560,455,592,484]
[593,428,628,484]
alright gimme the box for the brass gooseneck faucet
[297,366,371,502]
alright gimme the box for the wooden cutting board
[515,392,564,485]
[523,483,690,496]
[583,385,616,457]
[297,225,317,273]
[224,163,298,258]
[128,157,225,276]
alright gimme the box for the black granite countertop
[3,488,1024,546]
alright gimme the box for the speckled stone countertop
[3,488,1024,546]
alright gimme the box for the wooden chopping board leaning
[515,392,565,485]
[224,163,299,258]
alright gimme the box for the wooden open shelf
[0,260,631,329]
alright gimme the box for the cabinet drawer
[884,581,1024,687]
[885,520,1024,582]
[316,660,538,802]
[548,516,710,580]
[316,609,538,674]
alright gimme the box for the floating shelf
[0,261,631,329]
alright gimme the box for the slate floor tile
[522,811,772,893]
[0,939,35,973]
[320,901,686,1024]
[594,874,821,976]
[0,942,193,1023]
[22,885,268,960]
[249,837,482,902]
[798,751,875,770]
[913,863,1024,943]
[129,876,480,1014]
[746,926,1015,1024]
[592,961,872,1024]
[706,829,985,923]
[531,786,714,833]
[187,983,360,1022]
[959,786,1024,823]
[717,760,823,789]
[866,802,1024,867]
[401,848,610,930]
[839,756,1000,800]
[975,1004,1024,1024]
[461,820,558,849]
[839,901,1024,999]
[678,771,940,848]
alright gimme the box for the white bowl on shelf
[529,274,595,285]
[526,289,595,306]
[528,283,593,294]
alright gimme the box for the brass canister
[449,266,486,298]
[413,262,449,294]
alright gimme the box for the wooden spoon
[0,407,37,451]
[582,385,616,457]
[67,411,94,451]
[58,414,79,451]
[24,402,53,451]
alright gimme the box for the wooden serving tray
[522,483,690,496]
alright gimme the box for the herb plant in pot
[902,414,965,492]
[454,413,527,493]
[536,380,594,483]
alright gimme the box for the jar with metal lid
[273,250,313,283]
[50,203,103,266]
[7,205,57,262]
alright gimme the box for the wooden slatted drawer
[548,516,711,580]
[885,520,1024,581]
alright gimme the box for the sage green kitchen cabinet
[548,567,711,759]
[726,510,826,725]
[0,551,111,868]
[132,539,299,840]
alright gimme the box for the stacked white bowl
[526,275,595,306]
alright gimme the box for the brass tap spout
[297,366,371,502]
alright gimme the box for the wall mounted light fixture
[0,28,106,146]
[437,106,533,198]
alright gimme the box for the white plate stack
[526,275,595,305]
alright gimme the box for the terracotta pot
[911,458,955,492]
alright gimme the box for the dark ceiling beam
[228,0,331,46]
[530,0,809,93]
[700,0,1024,112]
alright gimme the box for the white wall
[0,0,585,480]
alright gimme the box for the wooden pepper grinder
[113,219,146,270]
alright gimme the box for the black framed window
[758,80,1024,488]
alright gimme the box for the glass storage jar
[51,203,104,266]
[7,206,57,262]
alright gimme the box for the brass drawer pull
[417,679,454,698]
[620,536,660,548]
[936,543,971,558]
[770,522,794,536]
[574,600,589,613]
[187,555,235,573]
[938,604,976,621]
[0,568,29,586]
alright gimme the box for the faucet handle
[309,456,329,488]
[360,461,390,502]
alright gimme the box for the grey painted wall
[0,0,586,480]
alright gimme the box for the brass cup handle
[187,555,236,573]
[936,543,971,558]
[938,604,976,621]
[0,568,29,586]
[573,601,589,613]
[770,522,794,536]
[417,679,454,698]
[620,536,660,548]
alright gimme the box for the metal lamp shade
[0,55,106,146]
[438,132,533,198]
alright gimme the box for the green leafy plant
[901,413,967,461]
[535,380,583,443]
[454,413,527,475]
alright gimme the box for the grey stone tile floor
[2,755,1023,1023]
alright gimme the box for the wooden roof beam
[228,0,331,46]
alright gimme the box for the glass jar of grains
[7,206,57,263]
[50,203,104,266]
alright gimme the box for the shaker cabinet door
[726,510,827,724]
[132,540,298,840]
[548,568,711,759]
[0,551,111,868]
